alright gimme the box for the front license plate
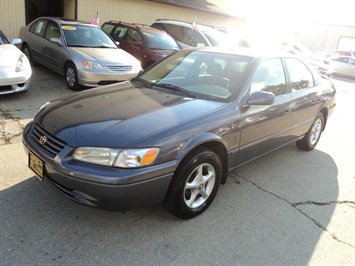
[29,151,44,181]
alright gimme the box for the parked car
[19,17,142,90]
[281,42,333,78]
[328,56,355,78]
[102,21,180,69]
[323,50,355,64]
[0,30,32,95]
[23,47,336,219]
[151,19,227,48]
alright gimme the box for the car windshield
[201,30,227,46]
[143,31,179,50]
[138,50,251,101]
[0,31,10,44]
[62,25,117,48]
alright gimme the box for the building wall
[293,23,355,53]
[64,0,75,18]
[77,0,238,29]
[0,0,354,54]
[0,0,26,39]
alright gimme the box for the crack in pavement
[236,173,355,249]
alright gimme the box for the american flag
[90,11,99,25]
[192,17,199,32]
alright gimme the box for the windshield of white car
[62,25,117,48]
[139,50,251,101]
[0,31,10,44]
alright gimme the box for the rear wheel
[164,147,222,219]
[65,63,80,91]
[296,113,324,151]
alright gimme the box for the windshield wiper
[131,77,152,88]
[153,83,196,98]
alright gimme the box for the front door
[237,58,293,166]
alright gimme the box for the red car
[102,21,179,69]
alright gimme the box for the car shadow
[0,144,340,265]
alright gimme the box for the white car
[328,56,355,78]
[0,30,32,95]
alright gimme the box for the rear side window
[284,58,315,91]
[30,19,48,37]
[334,57,355,64]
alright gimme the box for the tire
[22,44,36,65]
[296,113,324,151]
[164,147,222,219]
[65,63,81,91]
[22,44,31,60]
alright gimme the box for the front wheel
[296,113,324,151]
[164,147,222,219]
[65,63,81,91]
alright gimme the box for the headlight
[114,148,159,168]
[73,147,159,168]
[132,60,142,72]
[15,54,30,72]
[82,60,105,69]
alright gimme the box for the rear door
[28,19,48,62]
[284,57,324,137]
[237,58,293,165]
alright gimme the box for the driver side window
[251,58,287,96]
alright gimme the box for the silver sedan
[0,30,32,95]
[19,17,142,90]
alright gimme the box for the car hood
[0,44,23,67]
[36,82,224,147]
[70,47,139,65]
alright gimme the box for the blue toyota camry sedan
[23,47,336,219]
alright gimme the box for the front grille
[0,85,11,92]
[30,124,66,158]
[107,65,132,72]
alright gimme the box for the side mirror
[50,37,63,46]
[115,41,120,47]
[244,90,275,107]
[11,38,22,45]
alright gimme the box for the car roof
[103,20,168,34]
[32,17,99,27]
[152,19,217,32]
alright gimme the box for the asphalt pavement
[0,64,354,265]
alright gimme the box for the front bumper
[77,68,139,87]
[22,122,176,211]
[0,73,31,95]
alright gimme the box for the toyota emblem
[39,135,47,145]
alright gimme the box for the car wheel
[296,113,324,151]
[22,44,33,61]
[65,63,80,91]
[164,147,222,219]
